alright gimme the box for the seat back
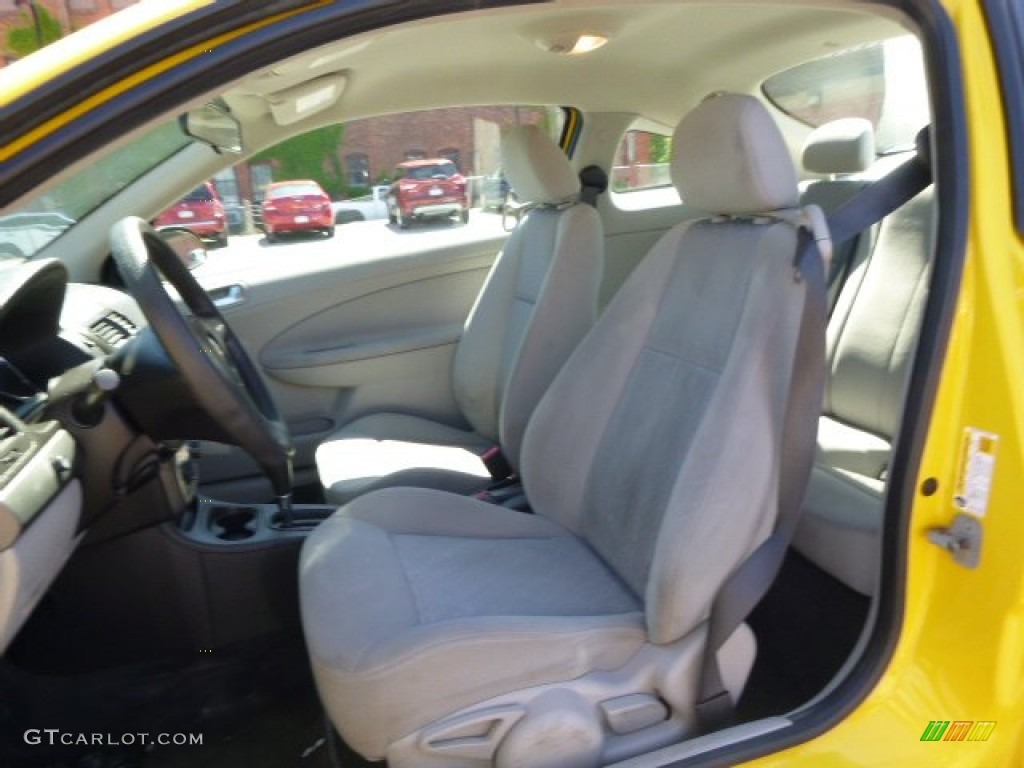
[800,118,876,310]
[452,125,603,466]
[521,93,817,643]
[793,122,935,594]
[800,117,933,442]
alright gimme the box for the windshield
[183,184,217,203]
[0,120,192,262]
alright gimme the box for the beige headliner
[222,0,912,153]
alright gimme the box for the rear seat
[792,119,935,595]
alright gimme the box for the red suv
[387,159,468,229]
[153,181,228,247]
[261,180,335,242]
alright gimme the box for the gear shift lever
[266,446,295,528]
[276,492,295,528]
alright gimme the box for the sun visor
[267,73,347,126]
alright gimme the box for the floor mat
[2,635,373,768]
[144,691,371,768]
[739,551,871,720]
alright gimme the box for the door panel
[195,229,505,493]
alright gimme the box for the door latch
[926,514,982,569]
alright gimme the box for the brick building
[0,0,138,65]
[338,106,549,187]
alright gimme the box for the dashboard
[0,259,150,653]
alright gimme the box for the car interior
[0,1,947,766]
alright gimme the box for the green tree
[251,124,348,199]
[649,134,672,165]
[6,4,64,59]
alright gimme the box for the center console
[177,497,336,546]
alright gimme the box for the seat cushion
[315,413,494,505]
[300,487,645,759]
[816,414,891,480]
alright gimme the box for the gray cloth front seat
[299,93,825,767]
[315,124,603,504]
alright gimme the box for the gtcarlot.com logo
[24,729,203,747]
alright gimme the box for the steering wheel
[109,217,293,500]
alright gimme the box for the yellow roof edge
[0,0,213,106]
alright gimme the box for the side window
[612,129,673,193]
[345,153,370,187]
[212,169,239,204]
[608,124,681,212]
[438,147,461,171]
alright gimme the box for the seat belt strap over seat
[695,125,934,733]
[694,224,828,732]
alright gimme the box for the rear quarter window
[612,129,672,194]
[762,35,929,153]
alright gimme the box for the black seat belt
[694,228,827,731]
[578,165,608,207]
[695,126,934,733]
[828,127,932,248]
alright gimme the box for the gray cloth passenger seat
[792,118,935,595]
[315,125,603,504]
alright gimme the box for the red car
[261,180,335,242]
[388,159,469,229]
[153,181,228,247]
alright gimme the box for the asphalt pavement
[192,209,509,284]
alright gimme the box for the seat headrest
[671,92,799,215]
[802,118,876,175]
[500,124,579,206]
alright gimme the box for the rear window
[268,183,324,198]
[763,35,929,152]
[183,185,215,202]
[402,162,458,181]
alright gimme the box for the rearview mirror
[181,100,243,154]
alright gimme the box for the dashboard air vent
[89,311,138,348]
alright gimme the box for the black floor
[1,634,373,768]
[739,551,871,720]
[2,550,868,767]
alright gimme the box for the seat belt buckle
[479,445,512,481]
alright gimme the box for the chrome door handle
[210,284,245,309]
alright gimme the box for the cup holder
[211,506,258,541]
